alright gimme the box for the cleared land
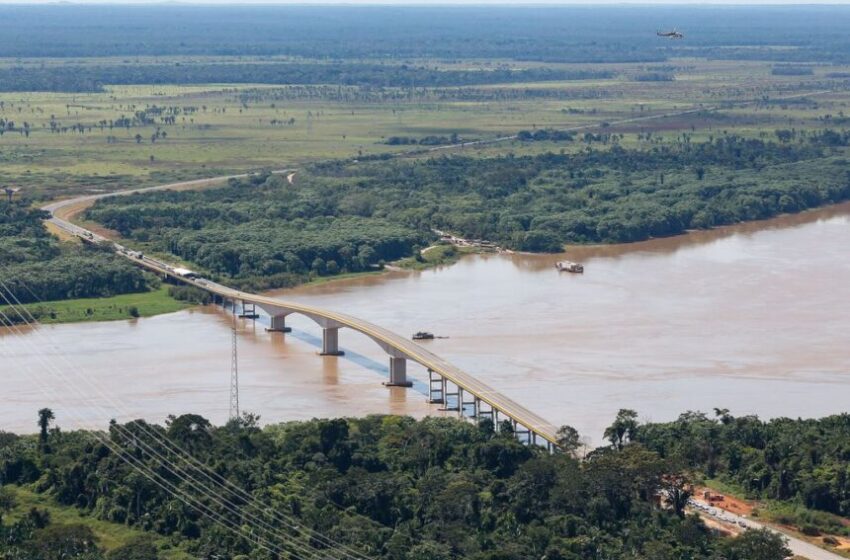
[2,58,849,201]
[3,485,193,559]
[0,287,190,325]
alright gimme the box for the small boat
[555,260,584,273]
[412,331,435,340]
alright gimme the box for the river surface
[2,203,849,442]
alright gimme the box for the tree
[556,425,582,456]
[721,528,791,560]
[38,408,54,448]
[165,414,212,455]
[499,420,515,436]
[604,409,638,450]
[661,473,692,518]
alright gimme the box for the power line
[0,308,299,558]
[0,280,375,560]
[0,287,362,559]
[0,302,327,560]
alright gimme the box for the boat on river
[412,331,435,340]
[555,261,584,273]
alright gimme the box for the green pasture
[2,57,848,200]
[0,287,191,325]
[3,485,193,558]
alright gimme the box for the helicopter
[657,29,684,39]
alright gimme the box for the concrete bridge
[43,179,562,450]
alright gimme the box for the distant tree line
[384,134,460,146]
[771,66,815,76]
[633,72,675,82]
[0,63,615,93]
[517,128,576,142]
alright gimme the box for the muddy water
[2,203,850,441]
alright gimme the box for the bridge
[43,175,562,450]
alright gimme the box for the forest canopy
[636,411,850,520]
[0,202,157,310]
[0,63,614,93]
[0,412,798,560]
[86,130,850,288]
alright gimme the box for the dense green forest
[0,63,613,93]
[0,202,156,312]
[87,131,850,288]
[0,412,794,559]
[86,172,428,290]
[636,411,850,522]
[1,5,850,63]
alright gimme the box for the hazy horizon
[1,0,850,6]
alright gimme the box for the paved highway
[690,497,846,560]
[42,176,562,447]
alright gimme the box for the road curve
[41,174,562,447]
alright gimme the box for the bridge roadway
[42,178,562,449]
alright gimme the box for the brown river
[2,203,849,442]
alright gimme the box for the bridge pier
[385,356,412,387]
[239,301,259,319]
[266,314,292,333]
[428,370,444,404]
[461,392,477,418]
[320,327,345,356]
[442,381,460,412]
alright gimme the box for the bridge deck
[44,183,561,448]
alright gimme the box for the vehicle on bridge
[173,267,200,279]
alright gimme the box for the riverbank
[561,199,850,262]
[393,244,480,271]
[0,287,191,325]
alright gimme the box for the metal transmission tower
[229,300,239,421]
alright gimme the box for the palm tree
[38,407,55,447]
[603,409,638,450]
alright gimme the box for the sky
[1,0,850,5]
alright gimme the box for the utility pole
[229,299,239,421]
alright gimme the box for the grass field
[0,287,191,325]
[4,55,850,322]
[3,57,849,201]
[395,244,479,271]
[3,485,193,559]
